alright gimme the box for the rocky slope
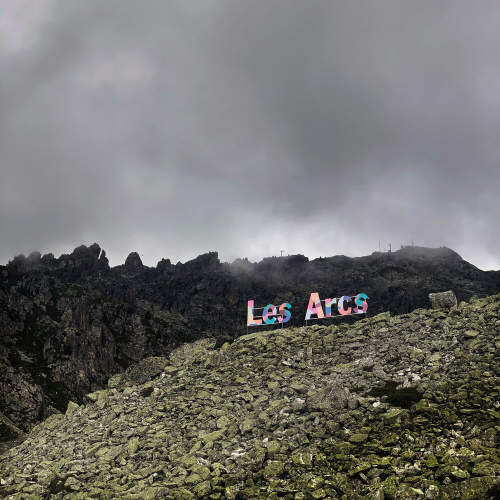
[0,294,498,499]
[1,244,498,437]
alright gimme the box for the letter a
[305,292,324,320]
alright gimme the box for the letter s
[278,302,292,323]
[354,293,368,314]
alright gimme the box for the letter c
[338,296,352,315]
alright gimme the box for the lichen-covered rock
[120,356,171,387]
[65,401,79,415]
[429,290,458,309]
[0,294,499,499]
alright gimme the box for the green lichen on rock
[0,294,499,499]
[64,401,79,416]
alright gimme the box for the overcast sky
[1,1,499,270]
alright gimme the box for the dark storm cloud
[1,0,499,269]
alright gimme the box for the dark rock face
[0,244,190,434]
[0,411,23,442]
[0,244,498,437]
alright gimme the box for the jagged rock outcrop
[0,245,190,434]
[124,252,144,272]
[0,244,498,437]
[0,295,498,498]
[7,243,109,276]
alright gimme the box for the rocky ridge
[0,294,498,499]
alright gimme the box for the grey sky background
[1,1,499,270]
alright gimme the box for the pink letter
[305,292,324,320]
[247,300,262,326]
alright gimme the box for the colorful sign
[305,292,368,320]
[247,292,369,327]
[247,300,292,326]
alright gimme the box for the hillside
[1,294,498,499]
[1,244,499,436]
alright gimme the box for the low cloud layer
[1,1,499,269]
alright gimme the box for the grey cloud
[0,0,499,269]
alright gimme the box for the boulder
[428,290,457,310]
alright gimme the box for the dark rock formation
[124,252,143,271]
[0,411,23,442]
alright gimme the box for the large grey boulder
[428,290,457,310]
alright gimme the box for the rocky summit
[1,294,499,499]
